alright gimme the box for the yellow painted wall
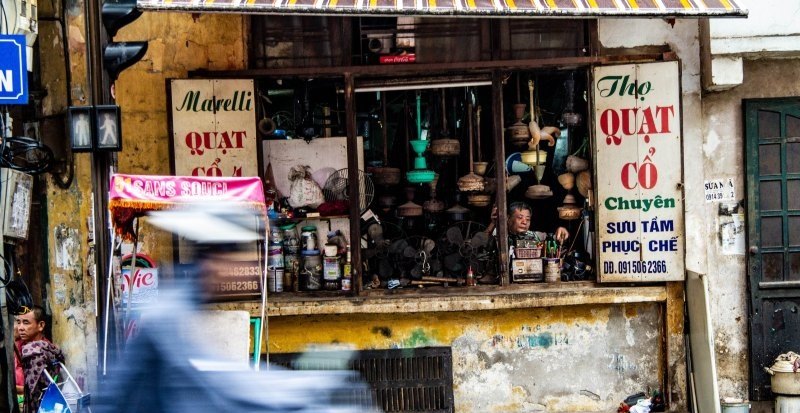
[268,305,623,353]
[266,303,665,413]
[45,8,247,393]
[114,12,248,260]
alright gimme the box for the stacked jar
[322,244,341,290]
[267,225,284,292]
[299,225,322,290]
[341,247,352,291]
[282,224,300,291]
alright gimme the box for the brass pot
[446,203,471,222]
[566,155,589,173]
[525,184,552,199]
[473,162,488,176]
[372,167,401,186]
[398,201,423,217]
[558,172,575,190]
[467,193,492,207]
[457,172,485,192]
[577,170,592,198]
[521,150,547,166]
[430,138,461,157]
[557,205,582,220]
[424,197,445,213]
[508,123,530,148]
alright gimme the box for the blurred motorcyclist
[94,204,375,413]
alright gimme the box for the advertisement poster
[170,79,258,177]
[593,61,685,282]
[120,254,159,305]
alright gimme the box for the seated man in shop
[485,201,569,246]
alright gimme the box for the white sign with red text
[170,79,258,178]
[593,61,685,282]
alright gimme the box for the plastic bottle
[341,248,352,291]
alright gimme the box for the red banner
[109,173,265,239]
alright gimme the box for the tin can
[323,256,341,281]
[267,244,284,269]
[544,258,562,283]
[268,267,284,292]
[341,250,352,291]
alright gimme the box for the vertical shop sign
[170,79,258,177]
[593,61,685,282]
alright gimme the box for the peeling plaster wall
[42,7,247,394]
[701,58,800,399]
[268,304,664,413]
[35,0,99,393]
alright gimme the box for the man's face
[15,312,44,343]
[508,208,531,234]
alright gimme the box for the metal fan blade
[443,252,462,272]
[388,239,407,255]
[410,265,422,278]
[403,246,417,258]
[422,238,436,254]
[471,232,488,249]
[367,223,384,243]
[446,226,464,245]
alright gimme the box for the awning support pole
[123,219,139,346]
[102,234,119,376]
[256,225,269,371]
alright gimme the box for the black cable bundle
[0,135,55,175]
[0,254,33,316]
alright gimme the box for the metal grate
[269,347,454,413]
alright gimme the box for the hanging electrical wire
[0,253,34,314]
[1,135,55,175]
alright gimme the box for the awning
[137,0,747,17]
[108,173,266,240]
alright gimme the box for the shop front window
[246,17,682,296]
[258,68,596,294]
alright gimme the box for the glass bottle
[341,248,352,291]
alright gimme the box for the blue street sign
[0,35,29,105]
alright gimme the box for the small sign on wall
[0,35,28,105]
[704,178,735,203]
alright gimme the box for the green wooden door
[744,97,800,400]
